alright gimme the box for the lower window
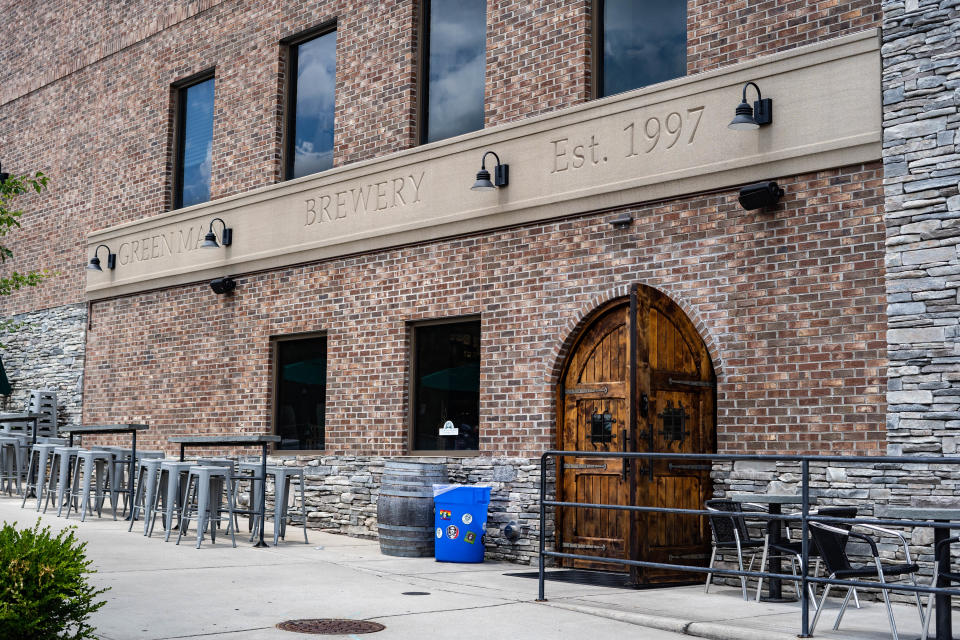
[412,319,480,452]
[274,335,327,450]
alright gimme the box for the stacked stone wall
[882,1,960,453]
[0,303,86,428]
[244,455,553,563]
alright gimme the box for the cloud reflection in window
[425,0,485,143]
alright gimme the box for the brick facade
[0,0,881,315]
[81,163,887,456]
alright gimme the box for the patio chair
[705,499,768,600]
[756,506,859,605]
[921,535,960,640]
[809,521,925,640]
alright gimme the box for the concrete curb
[543,602,798,640]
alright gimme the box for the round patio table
[730,492,816,602]
[879,506,960,640]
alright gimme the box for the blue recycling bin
[433,484,491,563]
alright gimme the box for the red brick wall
[687,0,882,74]
[83,163,887,457]
[0,0,881,315]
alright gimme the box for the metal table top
[729,493,815,504]
[61,424,149,434]
[169,435,281,445]
[0,412,43,421]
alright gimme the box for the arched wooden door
[557,284,716,585]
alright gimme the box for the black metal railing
[538,451,960,638]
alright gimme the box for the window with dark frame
[420,0,486,144]
[274,335,327,451]
[174,73,215,209]
[412,319,480,452]
[286,26,337,180]
[597,0,687,98]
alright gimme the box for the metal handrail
[537,450,960,638]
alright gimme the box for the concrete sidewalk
[0,496,932,640]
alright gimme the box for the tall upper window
[411,319,481,452]
[174,74,215,209]
[274,335,327,451]
[598,0,686,98]
[421,0,486,144]
[287,27,337,179]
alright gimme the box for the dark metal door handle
[621,430,629,481]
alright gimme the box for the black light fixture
[471,151,509,191]
[609,213,633,228]
[209,276,236,295]
[738,181,784,210]
[0,162,8,185]
[728,81,773,130]
[86,244,116,271]
[201,217,233,249]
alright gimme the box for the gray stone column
[882,0,960,454]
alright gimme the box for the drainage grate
[276,619,385,634]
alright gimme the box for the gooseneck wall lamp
[201,217,233,249]
[471,151,509,191]
[728,82,773,130]
[86,244,116,271]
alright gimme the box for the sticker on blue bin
[461,513,473,524]
[439,509,451,520]
[446,525,459,540]
[465,532,476,544]
[436,528,442,539]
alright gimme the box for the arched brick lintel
[544,283,724,388]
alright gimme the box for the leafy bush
[0,520,108,640]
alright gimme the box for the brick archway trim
[545,283,724,387]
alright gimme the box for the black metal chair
[705,499,768,600]
[921,535,960,640]
[756,506,859,605]
[809,521,925,640]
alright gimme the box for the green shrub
[0,520,108,640]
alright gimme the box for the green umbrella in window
[420,363,480,392]
[0,355,11,396]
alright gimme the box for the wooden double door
[557,285,716,585]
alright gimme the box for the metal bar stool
[45,446,81,516]
[65,449,114,521]
[0,435,25,495]
[177,465,237,549]
[20,442,59,510]
[128,457,165,532]
[149,460,194,540]
[239,462,309,545]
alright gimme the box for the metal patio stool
[0,435,26,495]
[177,465,237,549]
[705,499,768,600]
[238,462,309,545]
[45,446,81,516]
[20,442,59,510]
[128,457,165,533]
[809,521,925,640]
[65,449,115,521]
[105,448,164,516]
[148,460,194,541]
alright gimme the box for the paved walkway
[0,497,934,640]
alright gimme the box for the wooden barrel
[377,460,448,557]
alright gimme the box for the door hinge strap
[565,386,609,395]
[667,378,715,388]
[562,543,607,551]
[565,463,608,470]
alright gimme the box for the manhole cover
[276,619,385,634]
